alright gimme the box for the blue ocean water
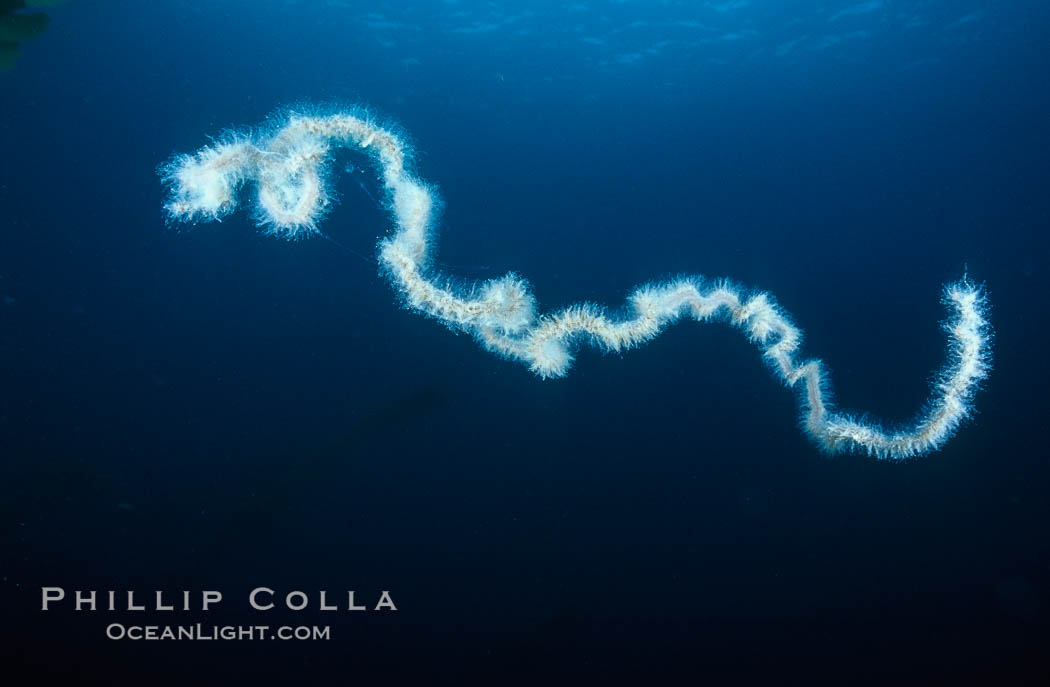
[1,0,1047,682]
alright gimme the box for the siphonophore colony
[161,108,991,460]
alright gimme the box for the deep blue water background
[1,0,1048,683]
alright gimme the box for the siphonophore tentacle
[161,108,992,460]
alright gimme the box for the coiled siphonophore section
[161,109,991,460]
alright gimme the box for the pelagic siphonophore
[161,108,991,460]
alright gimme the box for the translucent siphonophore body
[161,108,991,460]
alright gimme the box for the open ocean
[1,1,1048,683]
